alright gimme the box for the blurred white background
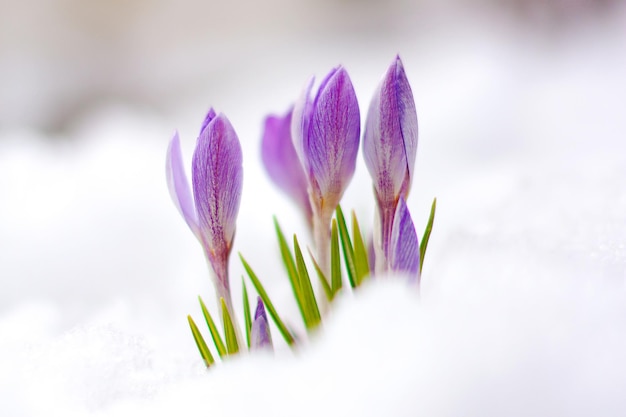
[0,0,622,130]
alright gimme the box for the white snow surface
[2,13,626,417]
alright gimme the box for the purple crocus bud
[166,108,243,313]
[250,297,273,350]
[389,197,420,284]
[292,66,360,270]
[261,108,313,227]
[363,55,418,272]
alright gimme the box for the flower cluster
[167,55,435,367]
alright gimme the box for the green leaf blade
[242,279,252,349]
[239,253,296,346]
[188,315,214,368]
[221,298,239,355]
[274,218,308,327]
[294,235,321,330]
[330,219,342,297]
[420,197,436,272]
[308,247,333,302]
[351,210,370,287]
[336,205,357,288]
[198,296,227,358]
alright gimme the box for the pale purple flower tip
[261,108,312,224]
[363,55,418,207]
[250,297,273,350]
[192,111,243,273]
[199,108,217,136]
[292,66,361,215]
[389,197,420,283]
[166,131,199,237]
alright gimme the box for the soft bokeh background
[1,0,622,130]
[1,1,626,415]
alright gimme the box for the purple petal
[363,55,418,206]
[250,297,273,350]
[291,77,315,169]
[191,112,243,270]
[166,131,199,236]
[261,108,312,222]
[199,108,217,136]
[315,67,339,101]
[306,66,360,208]
[389,197,420,282]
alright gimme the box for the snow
[2,8,626,417]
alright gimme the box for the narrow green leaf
[221,298,239,355]
[420,197,437,272]
[308,247,333,302]
[239,253,296,346]
[351,211,370,287]
[293,236,321,329]
[242,278,252,349]
[274,217,307,327]
[330,219,342,296]
[336,205,357,288]
[198,296,226,358]
[188,315,214,368]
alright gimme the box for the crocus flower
[261,108,313,228]
[363,55,418,272]
[291,66,360,271]
[250,297,273,350]
[389,197,420,283]
[166,108,243,314]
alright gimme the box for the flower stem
[376,202,396,274]
[210,260,244,349]
[312,209,332,313]
[313,210,332,278]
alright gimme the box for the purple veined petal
[291,76,315,171]
[250,297,273,350]
[191,112,243,267]
[306,67,360,207]
[393,56,418,185]
[199,108,217,136]
[166,131,199,237]
[363,55,418,205]
[314,66,339,103]
[389,197,420,283]
[261,108,312,223]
